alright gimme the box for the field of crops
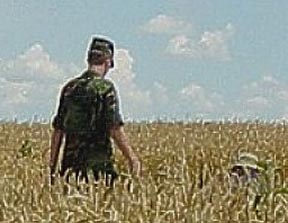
[0,120,288,222]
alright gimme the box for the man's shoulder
[63,78,79,88]
[60,74,116,96]
[90,78,116,95]
[60,76,83,95]
[94,77,114,86]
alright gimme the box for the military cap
[87,37,114,67]
[232,152,263,170]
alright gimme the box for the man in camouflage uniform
[50,36,141,187]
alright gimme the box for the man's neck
[88,65,106,78]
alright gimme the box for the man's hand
[50,169,56,185]
[49,129,64,185]
[49,160,57,185]
[129,156,142,177]
[110,125,142,177]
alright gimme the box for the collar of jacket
[82,70,103,79]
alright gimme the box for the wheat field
[0,120,288,222]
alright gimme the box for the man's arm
[110,125,141,176]
[50,128,64,184]
[49,82,69,184]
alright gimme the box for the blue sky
[1,1,288,121]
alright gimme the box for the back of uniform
[52,70,124,186]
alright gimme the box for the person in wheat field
[49,36,141,188]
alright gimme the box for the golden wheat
[0,121,287,222]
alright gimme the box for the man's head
[87,36,114,73]
[229,152,262,188]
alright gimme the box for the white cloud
[142,14,192,35]
[0,44,78,120]
[243,75,285,98]
[0,44,154,120]
[9,42,288,121]
[167,24,235,61]
[235,75,288,119]
[1,44,70,84]
[246,96,270,110]
[262,75,279,85]
[107,48,231,120]
[179,83,225,115]
[0,78,31,106]
[109,49,152,119]
[243,75,280,96]
[277,90,288,102]
[18,44,59,75]
[181,83,204,100]
[167,35,197,56]
[152,82,169,104]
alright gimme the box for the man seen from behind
[50,36,141,187]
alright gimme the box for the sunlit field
[0,120,288,222]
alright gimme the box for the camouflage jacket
[52,70,124,171]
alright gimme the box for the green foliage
[18,139,33,158]
[17,139,39,159]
